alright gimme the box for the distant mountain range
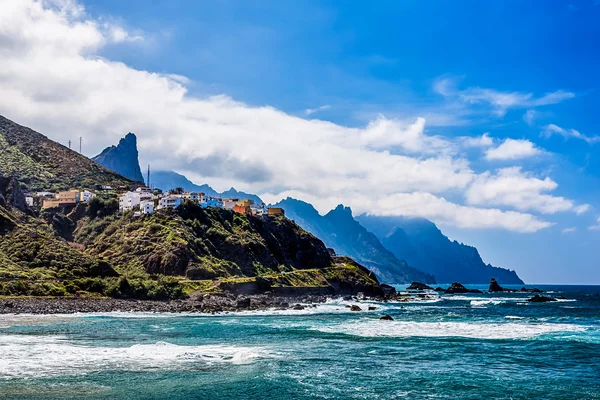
[356,215,523,284]
[274,198,435,284]
[92,133,144,183]
[150,170,263,205]
[91,131,523,285]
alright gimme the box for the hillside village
[28,184,285,218]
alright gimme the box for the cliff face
[275,198,435,284]
[92,133,144,183]
[357,214,524,284]
[75,201,335,280]
[0,115,131,191]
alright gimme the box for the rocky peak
[92,133,144,183]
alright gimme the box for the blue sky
[0,0,598,283]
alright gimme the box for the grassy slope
[0,115,132,191]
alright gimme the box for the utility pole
[147,164,150,188]
[68,140,71,150]
[79,137,82,154]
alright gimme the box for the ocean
[1,285,599,399]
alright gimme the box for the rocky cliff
[92,133,145,183]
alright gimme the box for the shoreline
[0,293,411,315]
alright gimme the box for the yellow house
[268,207,285,216]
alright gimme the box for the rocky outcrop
[407,282,433,291]
[520,287,543,293]
[0,176,30,214]
[92,133,144,183]
[527,295,557,303]
[489,278,517,293]
[350,305,362,311]
[445,282,483,294]
[380,315,394,321]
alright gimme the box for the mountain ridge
[92,133,144,183]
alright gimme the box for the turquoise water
[1,285,599,399]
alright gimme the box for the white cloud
[561,227,577,234]
[0,0,565,233]
[105,25,144,43]
[461,132,494,148]
[523,109,536,126]
[435,78,575,117]
[305,104,331,116]
[542,124,600,145]
[485,139,542,161]
[574,204,590,215]
[466,167,582,214]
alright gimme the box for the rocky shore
[0,291,424,315]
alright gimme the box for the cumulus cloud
[561,227,576,234]
[542,124,600,145]
[0,0,577,233]
[466,167,585,214]
[435,77,575,117]
[485,139,542,160]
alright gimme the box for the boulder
[527,295,557,303]
[368,306,377,311]
[292,304,305,310]
[445,282,482,294]
[350,305,362,312]
[380,284,397,296]
[434,287,445,292]
[407,282,433,291]
[380,315,394,321]
[236,297,251,308]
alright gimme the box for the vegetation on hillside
[0,115,132,191]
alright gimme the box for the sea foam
[0,336,270,379]
[311,319,587,340]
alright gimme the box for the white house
[79,190,96,202]
[251,203,268,216]
[119,192,141,212]
[25,196,34,207]
[140,200,154,215]
[158,195,183,209]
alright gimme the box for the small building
[25,196,34,207]
[183,192,200,202]
[250,203,267,216]
[200,197,223,209]
[268,207,285,216]
[79,190,96,202]
[36,191,55,198]
[57,190,79,204]
[42,198,62,209]
[233,204,252,215]
[119,192,141,212]
[222,198,239,210]
[133,211,142,218]
[140,200,154,215]
[158,195,183,209]
[135,186,153,193]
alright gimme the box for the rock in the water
[434,287,445,292]
[407,282,433,291]
[380,315,394,321]
[292,304,305,310]
[527,295,557,303]
[489,278,516,293]
[368,306,377,311]
[350,305,362,312]
[445,282,482,294]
